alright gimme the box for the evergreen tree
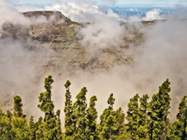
[38,75,55,121]
[148,79,171,140]
[13,96,24,117]
[138,94,149,139]
[86,96,98,140]
[113,107,125,138]
[126,94,140,140]
[35,117,45,140]
[169,96,187,140]
[1,76,186,140]
[64,80,75,138]
[29,116,36,140]
[73,87,88,139]
[0,111,14,140]
[11,116,30,140]
[177,96,187,140]
[56,110,63,140]
[37,75,62,140]
[99,93,118,140]
[12,96,30,140]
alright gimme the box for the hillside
[0,11,144,74]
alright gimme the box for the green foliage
[64,80,74,138]
[99,93,125,140]
[14,96,24,117]
[138,94,149,139]
[169,96,187,140]
[0,77,187,140]
[0,97,30,140]
[113,107,125,137]
[0,111,14,140]
[126,94,140,140]
[99,93,115,139]
[38,75,55,121]
[73,87,88,139]
[37,75,62,140]
[11,116,30,140]
[148,79,171,140]
[86,96,98,140]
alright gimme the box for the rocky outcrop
[0,11,80,43]
[0,10,143,73]
[23,11,72,24]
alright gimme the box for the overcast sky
[10,0,187,6]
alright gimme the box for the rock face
[1,22,29,40]
[23,11,71,23]
[0,11,143,74]
[0,11,80,42]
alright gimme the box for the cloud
[1,0,187,119]
[78,14,125,50]
[116,0,187,4]
[0,0,30,29]
[44,0,102,22]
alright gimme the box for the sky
[10,0,187,6]
[115,0,187,4]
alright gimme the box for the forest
[0,75,186,140]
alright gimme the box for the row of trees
[0,75,187,140]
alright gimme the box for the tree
[138,94,149,139]
[177,96,187,140]
[99,94,124,140]
[126,94,140,140]
[29,116,36,140]
[1,76,186,140]
[64,80,75,138]
[56,110,63,140]
[169,96,187,140]
[73,87,88,139]
[113,107,125,139]
[35,117,45,140]
[38,75,55,121]
[148,79,171,140]
[11,116,30,140]
[13,96,24,117]
[86,96,98,140]
[37,75,62,140]
[0,111,14,140]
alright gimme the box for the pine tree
[169,96,187,140]
[29,116,36,140]
[177,96,187,140]
[138,94,149,139]
[1,75,186,140]
[64,80,75,138]
[126,94,140,140]
[86,96,98,140]
[56,110,63,140]
[113,107,125,138]
[37,75,62,140]
[38,75,55,121]
[73,87,88,139]
[11,116,30,140]
[148,79,171,140]
[9,96,30,140]
[99,93,117,140]
[35,117,45,140]
[0,111,14,140]
[13,96,24,117]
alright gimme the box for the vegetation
[0,75,187,140]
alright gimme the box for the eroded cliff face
[0,10,144,75]
[0,11,80,42]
